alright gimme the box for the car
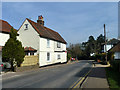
[0,62,11,72]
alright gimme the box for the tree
[2,27,25,71]
[88,36,96,54]
[96,34,105,53]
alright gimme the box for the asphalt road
[2,60,93,88]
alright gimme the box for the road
[2,60,93,88]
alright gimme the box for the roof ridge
[26,18,66,44]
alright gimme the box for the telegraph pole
[104,24,107,63]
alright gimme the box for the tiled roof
[109,41,120,52]
[24,47,37,52]
[26,18,67,44]
[107,38,119,45]
[0,20,16,33]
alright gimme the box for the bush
[67,53,71,62]
[110,60,120,72]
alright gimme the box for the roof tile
[26,18,67,44]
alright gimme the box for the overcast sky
[2,2,118,44]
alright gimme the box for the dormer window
[24,24,28,30]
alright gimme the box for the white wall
[18,19,40,54]
[0,33,9,46]
[18,19,67,67]
[54,41,66,51]
[114,52,120,60]
[39,37,67,66]
[104,45,113,52]
[39,37,54,52]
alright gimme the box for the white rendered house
[0,20,15,62]
[18,16,67,66]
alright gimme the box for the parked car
[71,57,76,61]
[0,62,11,72]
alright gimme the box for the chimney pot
[37,15,44,25]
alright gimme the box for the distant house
[0,20,16,62]
[18,15,67,67]
[109,41,120,60]
[103,38,119,52]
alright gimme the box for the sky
[2,2,118,45]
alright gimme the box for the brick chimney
[37,15,44,25]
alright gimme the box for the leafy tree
[2,27,25,71]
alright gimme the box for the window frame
[47,39,50,48]
[30,52,34,55]
[57,54,61,60]
[47,52,50,61]
[24,24,28,30]
[57,42,61,48]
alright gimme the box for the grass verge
[105,67,120,89]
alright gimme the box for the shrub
[110,60,120,72]
[67,53,71,62]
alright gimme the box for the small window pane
[25,24,28,30]
[30,52,34,55]
[47,39,50,47]
[57,54,60,60]
[57,42,61,48]
[47,52,50,61]
[25,52,29,56]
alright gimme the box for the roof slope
[107,38,119,45]
[0,20,15,33]
[26,18,67,44]
[109,41,120,52]
[24,47,37,52]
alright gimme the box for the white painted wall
[18,19,40,54]
[0,33,9,46]
[104,45,113,52]
[39,37,67,66]
[114,52,120,60]
[18,19,67,67]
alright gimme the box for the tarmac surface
[2,60,93,88]
[81,62,110,89]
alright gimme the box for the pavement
[81,62,110,89]
[2,60,93,88]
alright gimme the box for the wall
[18,19,40,53]
[114,52,120,60]
[54,41,66,51]
[39,37,67,66]
[21,55,39,66]
[0,33,9,46]
[104,45,113,52]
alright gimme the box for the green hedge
[110,60,120,72]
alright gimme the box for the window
[47,52,50,61]
[57,42,61,48]
[30,52,34,55]
[25,52,29,56]
[57,54,61,60]
[24,24,28,30]
[47,39,50,48]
